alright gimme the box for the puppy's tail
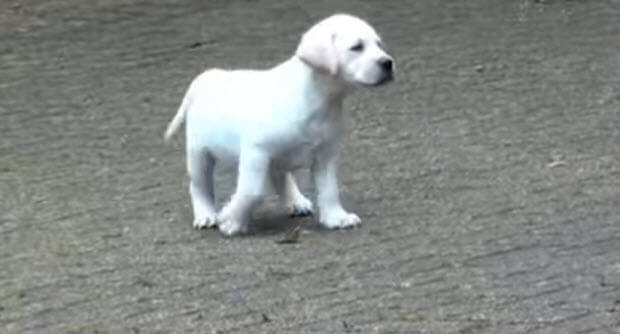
[164,96,191,142]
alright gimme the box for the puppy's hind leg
[270,170,314,217]
[187,149,217,229]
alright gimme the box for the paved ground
[1,0,620,333]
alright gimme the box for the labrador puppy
[165,14,394,236]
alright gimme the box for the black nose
[379,58,393,72]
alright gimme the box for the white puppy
[165,14,394,236]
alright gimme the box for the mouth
[375,72,394,85]
[358,72,394,87]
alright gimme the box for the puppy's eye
[350,42,364,52]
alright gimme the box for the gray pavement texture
[1,0,620,333]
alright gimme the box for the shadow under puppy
[165,14,394,236]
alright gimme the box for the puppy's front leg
[312,145,361,229]
[217,148,269,236]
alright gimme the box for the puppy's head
[296,14,394,87]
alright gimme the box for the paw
[319,210,361,229]
[193,214,217,229]
[288,196,314,217]
[216,217,248,236]
[216,205,249,236]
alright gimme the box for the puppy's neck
[286,56,346,102]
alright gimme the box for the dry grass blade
[275,225,302,244]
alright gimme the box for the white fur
[165,14,394,236]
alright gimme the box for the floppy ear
[295,24,338,75]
